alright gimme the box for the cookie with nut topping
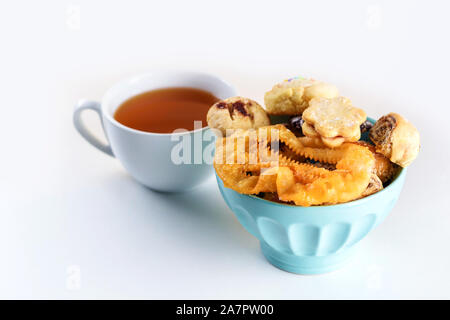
[207,97,270,136]
[264,77,339,115]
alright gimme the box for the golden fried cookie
[369,113,420,167]
[360,174,383,198]
[264,77,339,115]
[303,97,367,139]
[207,97,270,136]
[352,141,399,184]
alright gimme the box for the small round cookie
[264,77,339,115]
[207,96,270,136]
[369,113,420,167]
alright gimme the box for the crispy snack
[310,161,336,171]
[302,97,366,148]
[309,159,383,197]
[207,97,270,136]
[214,125,375,206]
[352,141,399,184]
[369,113,420,167]
[360,174,383,198]
[259,192,294,205]
[264,77,339,115]
[276,143,374,206]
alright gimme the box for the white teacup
[73,71,236,192]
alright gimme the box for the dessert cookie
[264,77,339,115]
[302,120,352,148]
[320,136,347,148]
[301,122,319,137]
[369,113,420,167]
[207,97,270,136]
[302,97,366,148]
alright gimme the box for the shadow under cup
[73,71,237,192]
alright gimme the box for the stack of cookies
[265,77,367,148]
[301,97,366,148]
[264,77,339,115]
[207,76,420,170]
[263,76,420,169]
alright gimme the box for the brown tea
[114,87,219,133]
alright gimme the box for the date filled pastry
[207,96,270,136]
[360,174,384,198]
[369,113,420,167]
[264,77,339,115]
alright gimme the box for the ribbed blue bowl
[215,117,406,274]
[216,167,406,274]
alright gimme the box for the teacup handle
[73,100,114,157]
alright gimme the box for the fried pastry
[214,125,375,206]
[264,77,339,115]
[360,174,383,198]
[352,141,399,184]
[310,160,383,198]
[207,97,270,136]
[259,192,294,204]
[369,113,420,167]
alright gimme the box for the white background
[1,0,449,299]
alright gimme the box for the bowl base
[260,241,358,275]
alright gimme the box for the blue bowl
[215,118,407,274]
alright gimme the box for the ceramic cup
[73,71,237,192]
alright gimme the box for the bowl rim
[216,117,407,209]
